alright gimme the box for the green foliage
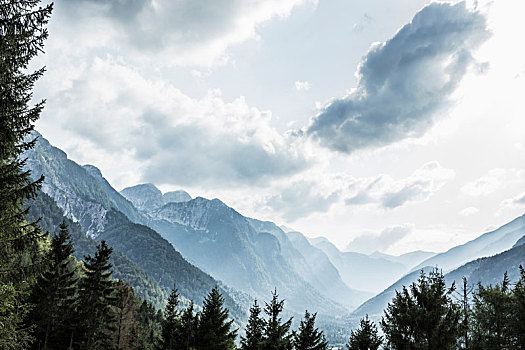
[195,287,237,350]
[160,285,181,349]
[381,269,461,350]
[176,301,198,350]
[511,266,525,348]
[347,316,382,350]
[293,311,328,350]
[0,0,52,346]
[78,240,118,349]
[241,300,265,350]
[29,221,79,349]
[262,290,293,350]
[470,272,513,349]
[0,284,32,349]
[27,191,167,308]
[111,281,140,350]
[99,209,243,317]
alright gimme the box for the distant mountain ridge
[134,192,357,314]
[368,250,436,270]
[351,216,525,321]
[413,214,525,272]
[310,237,408,294]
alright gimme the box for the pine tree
[470,272,513,349]
[347,315,382,350]
[452,277,473,349]
[381,269,461,350]
[160,285,180,349]
[195,286,237,350]
[262,289,293,350]
[112,281,137,350]
[78,240,117,349]
[175,301,198,350]
[0,0,52,347]
[29,220,79,349]
[510,265,525,348]
[241,299,265,350]
[293,311,328,350]
[134,300,162,350]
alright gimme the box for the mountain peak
[121,183,164,212]
[163,190,191,204]
[82,164,103,179]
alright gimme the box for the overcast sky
[34,0,525,255]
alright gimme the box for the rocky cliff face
[163,190,192,204]
[25,133,111,238]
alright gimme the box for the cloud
[459,206,479,216]
[306,2,490,153]
[294,81,311,91]
[346,161,455,209]
[40,58,309,187]
[346,224,414,254]
[352,13,373,33]
[500,192,525,210]
[461,168,525,196]
[262,181,340,221]
[58,0,314,66]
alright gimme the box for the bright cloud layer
[345,161,455,209]
[58,0,315,66]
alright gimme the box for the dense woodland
[1,1,525,349]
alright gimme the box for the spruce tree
[175,301,198,350]
[160,285,180,349]
[112,281,137,350]
[347,316,382,350]
[510,265,525,348]
[381,269,461,350]
[262,289,293,350]
[78,240,117,349]
[0,0,52,347]
[241,299,265,350]
[293,311,328,350]
[195,286,237,350]
[470,272,513,349]
[30,221,79,349]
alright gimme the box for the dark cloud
[307,2,490,153]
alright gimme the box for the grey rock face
[163,190,192,204]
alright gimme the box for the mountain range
[351,220,525,320]
[24,131,525,331]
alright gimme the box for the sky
[33,0,525,255]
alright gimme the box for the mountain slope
[24,132,146,237]
[97,208,247,319]
[144,198,349,315]
[445,244,525,287]
[27,191,167,308]
[24,133,246,317]
[369,250,436,270]
[353,217,525,321]
[413,214,525,272]
[351,267,435,320]
[311,238,407,294]
[282,230,371,308]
